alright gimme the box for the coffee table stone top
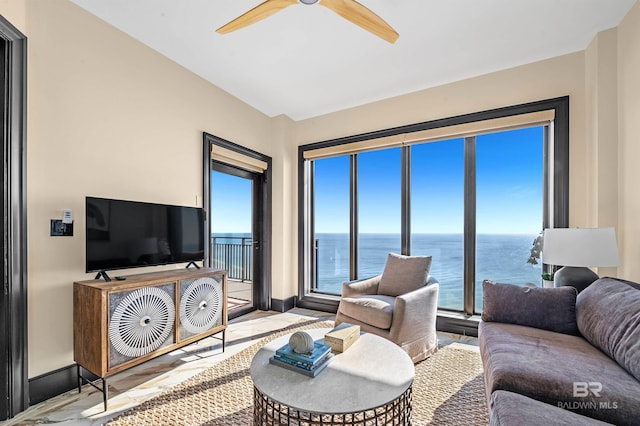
[250,328,415,414]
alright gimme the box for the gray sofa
[479,277,640,425]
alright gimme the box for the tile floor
[1,309,478,426]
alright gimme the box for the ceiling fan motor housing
[299,0,320,4]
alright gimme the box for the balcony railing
[211,236,253,282]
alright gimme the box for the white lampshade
[542,227,619,267]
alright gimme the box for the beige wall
[0,0,24,30]
[1,0,638,380]
[618,0,640,280]
[585,28,620,278]
[0,0,274,377]
[270,114,298,300]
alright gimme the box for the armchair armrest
[389,277,439,344]
[341,275,381,298]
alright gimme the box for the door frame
[0,15,28,421]
[203,133,272,314]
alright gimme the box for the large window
[298,98,568,319]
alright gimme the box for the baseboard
[271,296,297,312]
[29,364,98,406]
[436,315,479,337]
[295,295,339,313]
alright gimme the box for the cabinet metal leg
[77,365,109,411]
[77,364,82,393]
[102,377,108,411]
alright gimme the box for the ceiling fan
[216,0,399,44]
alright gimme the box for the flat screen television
[86,197,205,277]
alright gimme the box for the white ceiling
[71,0,636,121]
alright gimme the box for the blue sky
[314,126,544,234]
[211,171,252,233]
[210,126,544,235]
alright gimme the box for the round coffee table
[250,328,414,425]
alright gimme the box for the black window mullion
[309,161,317,290]
[350,154,358,281]
[553,103,570,228]
[542,125,551,230]
[464,137,476,315]
[401,146,411,255]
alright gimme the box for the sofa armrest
[482,280,579,335]
[389,278,439,344]
[341,275,381,297]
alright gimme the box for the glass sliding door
[357,148,402,278]
[411,139,465,311]
[211,166,255,314]
[475,127,544,312]
[312,156,351,294]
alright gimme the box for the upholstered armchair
[335,253,439,363]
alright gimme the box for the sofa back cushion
[577,277,640,382]
[378,253,432,297]
[482,280,579,335]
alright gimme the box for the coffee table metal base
[253,385,412,426]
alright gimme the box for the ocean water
[212,233,542,312]
[314,233,542,312]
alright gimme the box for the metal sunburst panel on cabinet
[108,283,176,367]
[179,276,224,340]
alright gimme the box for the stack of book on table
[269,341,332,377]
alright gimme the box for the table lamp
[542,227,619,293]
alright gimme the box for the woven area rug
[108,320,487,425]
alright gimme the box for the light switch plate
[63,209,73,224]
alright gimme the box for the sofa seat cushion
[489,391,613,426]
[480,322,640,425]
[577,277,640,381]
[338,295,395,329]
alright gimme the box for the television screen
[86,197,205,273]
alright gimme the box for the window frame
[297,97,569,334]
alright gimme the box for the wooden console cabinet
[73,268,227,408]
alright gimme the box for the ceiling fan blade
[320,0,399,43]
[216,0,298,34]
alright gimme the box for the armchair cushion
[378,253,432,297]
[481,280,579,335]
[338,294,395,329]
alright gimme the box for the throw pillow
[377,253,432,297]
[577,277,640,382]
[482,280,579,335]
